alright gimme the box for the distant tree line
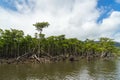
[0,22,118,59]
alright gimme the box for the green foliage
[33,22,49,32]
[0,28,118,58]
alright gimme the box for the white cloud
[116,0,120,3]
[99,11,120,38]
[0,0,120,41]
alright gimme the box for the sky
[0,0,120,41]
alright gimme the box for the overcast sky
[0,0,120,41]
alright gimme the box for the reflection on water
[0,59,120,80]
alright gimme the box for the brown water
[0,58,120,80]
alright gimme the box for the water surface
[0,59,120,80]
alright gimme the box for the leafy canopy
[33,22,49,32]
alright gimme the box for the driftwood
[16,48,41,63]
[101,52,108,58]
[31,54,40,62]
[16,53,41,63]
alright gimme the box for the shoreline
[0,57,78,64]
[0,56,114,64]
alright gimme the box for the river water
[0,58,120,80]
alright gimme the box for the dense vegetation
[0,22,119,62]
